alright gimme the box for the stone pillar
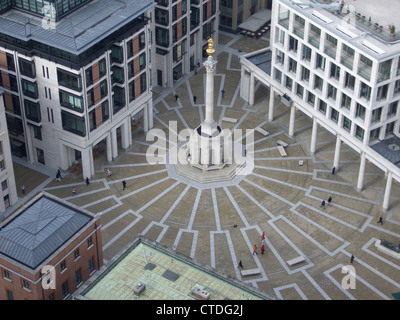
[59,143,69,170]
[202,56,218,136]
[357,152,366,192]
[310,117,318,154]
[148,100,154,130]
[383,171,393,211]
[268,87,274,121]
[106,132,112,162]
[111,128,118,159]
[121,119,130,150]
[81,147,93,180]
[333,135,341,171]
[288,104,296,137]
[249,72,255,106]
[143,105,149,133]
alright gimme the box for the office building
[240,0,400,210]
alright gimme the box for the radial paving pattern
[43,32,400,300]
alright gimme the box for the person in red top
[261,245,265,255]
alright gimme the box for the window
[110,45,123,64]
[1,179,8,191]
[289,36,298,53]
[341,93,351,110]
[341,44,355,69]
[23,280,31,291]
[57,69,82,91]
[296,83,304,98]
[327,84,337,101]
[3,269,11,280]
[355,125,364,141]
[112,87,125,114]
[19,58,36,78]
[155,27,169,47]
[355,103,366,121]
[301,66,310,82]
[318,100,327,115]
[37,148,45,164]
[360,82,371,101]
[394,80,400,95]
[61,111,86,137]
[62,281,69,298]
[331,108,339,123]
[370,128,380,141]
[307,91,315,106]
[314,75,323,91]
[0,160,5,171]
[60,261,67,272]
[33,125,42,140]
[59,90,83,112]
[376,84,389,101]
[293,14,305,38]
[302,44,312,62]
[377,59,392,83]
[88,257,95,274]
[388,101,398,118]
[74,248,80,260]
[288,58,297,74]
[330,63,341,81]
[342,116,352,132]
[24,100,41,122]
[87,236,93,248]
[276,50,284,65]
[358,54,373,81]
[75,269,82,286]
[285,76,293,90]
[308,24,321,48]
[324,33,337,58]
[315,54,325,71]
[344,72,355,91]
[274,68,282,83]
[6,290,13,300]
[21,79,38,99]
[155,8,169,25]
[386,121,395,136]
[371,107,382,123]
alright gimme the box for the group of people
[320,196,333,209]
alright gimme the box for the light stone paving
[10,31,400,300]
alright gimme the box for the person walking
[377,216,383,225]
[332,166,336,175]
[320,199,326,209]
[350,254,355,264]
[86,177,90,186]
[122,180,126,190]
[107,169,112,178]
[72,187,76,195]
[237,260,243,269]
[253,244,257,255]
[21,185,25,195]
[193,96,197,104]
[327,196,332,205]
[261,231,265,239]
[221,89,225,98]
[261,245,265,255]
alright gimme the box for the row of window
[278,9,400,83]
[275,68,398,142]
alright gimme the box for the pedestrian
[244,149,247,157]
[261,245,265,255]
[72,187,76,195]
[55,172,61,182]
[327,196,332,205]
[175,93,179,101]
[320,199,326,209]
[194,66,197,75]
[21,185,25,194]
[197,59,200,68]
[122,180,126,190]
[237,260,243,269]
[377,216,383,225]
[261,231,265,239]
[107,169,112,178]
[332,166,336,175]
[221,89,225,98]
[253,244,257,255]
[262,238,265,247]
[350,254,355,264]
[193,96,197,104]
[86,177,90,186]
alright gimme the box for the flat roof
[370,136,400,166]
[79,237,271,300]
[246,49,272,75]
[0,192,93,269]
[0,0,154,54]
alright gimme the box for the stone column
[333,135,341,171]
[249,72,255,106]
[143,105,149,133]
[81,147,93,180]
[59,143,69,170]
[310,117,318,154]
[121,119,130,150]
[268,87,274,121]
[288,104,296,137]
[111,128,118,159]
[383,171,393,211]
[106,132,112,162]
[357,152,366,192]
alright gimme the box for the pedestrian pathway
[9,31,400,300]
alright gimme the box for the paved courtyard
[10,31,400,300]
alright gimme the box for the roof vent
[134,282,146,296]
[191,286,210,300]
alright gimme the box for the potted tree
[389,25,396,37]
[367,17,371,26]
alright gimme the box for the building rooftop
[284,0,400,58]
[0,192,94,270]
[0,0,154,54]
[77,237,271,300]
